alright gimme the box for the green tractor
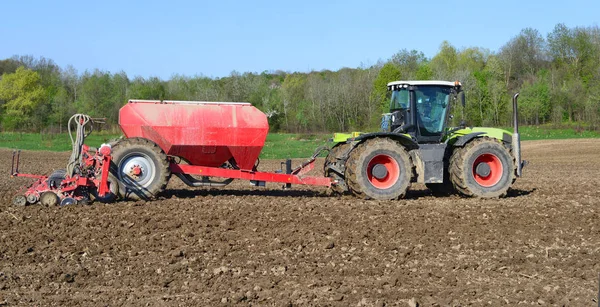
[324,80,525,200]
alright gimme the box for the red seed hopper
[113,100,332,200]
[119,100,269,170]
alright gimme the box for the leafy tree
[519,71,551,125]
[430,41,458,79]
[0,67,46,130]
[371,63,401,114]
[391,49,427,79]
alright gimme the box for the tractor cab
[386,80,464,143]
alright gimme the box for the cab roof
[387,80,460,87]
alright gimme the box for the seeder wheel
[40,192,59,206]
[26,194,38,204]
[110,138,170,200]
[60,197,77,206]
[91,174,120,203]
[13,195,27,207]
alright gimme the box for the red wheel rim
[472,153,503,187]
[367,154,400,189]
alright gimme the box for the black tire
[449,137,516,198]
[345,138,412,200]
[90,173,120,203]
[47,169,66,189]
[110,138,170,200]
[324,143,352,194]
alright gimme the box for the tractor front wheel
[345,138,412,200]
[449,137,515,198]
[110,138,170,200]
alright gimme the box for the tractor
[324,80,525,200]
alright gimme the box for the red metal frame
[170,158,332,187]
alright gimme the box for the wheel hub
[120,155,155,186]
[472,153,503,187]
[130,165,143,178]
[371,164,388,179]
[366,154,400,190]
[475,162,491,177]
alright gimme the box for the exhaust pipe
[512,93,523,177]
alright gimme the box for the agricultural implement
[11,101,332,206]
[11,114,118,206]
[11,80,526,205]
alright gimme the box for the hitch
[11,150,20,176]
[10,150,45,180]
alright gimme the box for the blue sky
[1,0,598,79]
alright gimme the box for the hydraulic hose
[66,114,92,177]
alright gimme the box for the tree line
[1,23,600,133]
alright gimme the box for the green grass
[1,127,599,159]
[0,132,121,151]
[260,133,331,159]
[513,125,600,140]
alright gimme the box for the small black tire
[47,169,66,189]
[90,174,120,203]
[110,138,170,201]
[345,138,412,200]
[449,137,516,198]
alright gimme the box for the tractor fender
[330,133,418,173]
[452,131,513,147]
[353,132,419,150]
[452,132,485,147]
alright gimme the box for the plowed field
[1,139,599,306]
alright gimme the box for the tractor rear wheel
[345,138,412,200]
[110,138,170,200]
[449,137,515,198]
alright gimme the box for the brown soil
[0,139,599,306]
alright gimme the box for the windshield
[415,86,451,135]
[390,90,409,110]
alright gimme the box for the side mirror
[458,91,465,108]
